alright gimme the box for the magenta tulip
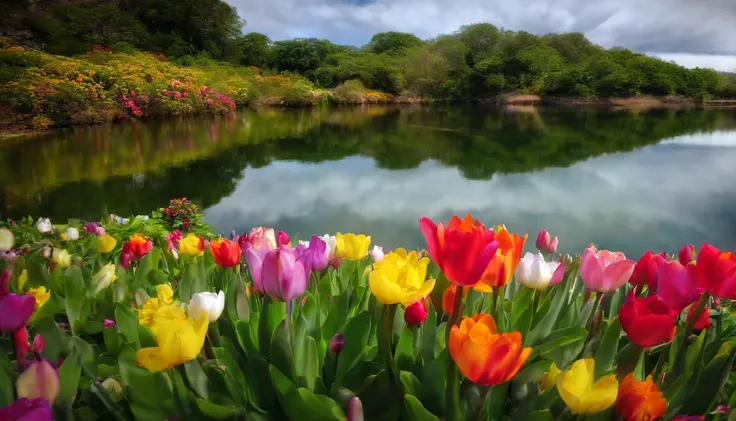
[656,259,703,310]
[580,246,635,292]
[535,229,558,254]
[0,277,35,332]
[679,244,696,266]
[261,245,308,301]
[306,235,330,271]
[0,398,52,421]
[277,231,291,247]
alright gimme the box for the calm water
[2,105,736,257]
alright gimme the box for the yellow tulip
[97,234,117,253]
[369,248,435,306]
[179,234,204,257]
[28,286,50,309]
[335,233,371,260]
[135,313,208,372]
[556,359,618,414]
[155,284,174,305]
[51,249,71,268]
[539,361,561,390]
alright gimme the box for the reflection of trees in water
[2,106,735,220]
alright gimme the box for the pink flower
[244,227,276,251]
[277,231,291,247]
[656,259,703,310]
[0,398,52,421]
[103,319,115,328]
[0,270,35,333]
[260,245,308,301]
[369,245,384,262]
[535,229,558,254]
[207,98,214,105]
[166,230,182,250]
[15,360,59,403]
[679,244,696,266]
[579,246,635,292]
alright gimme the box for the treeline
[2,0,736,100]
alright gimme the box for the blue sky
[229,0,736,71]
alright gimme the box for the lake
[2,105,736,257]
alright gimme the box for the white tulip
[369,245,384,262]
[188,291,225,322]
[36,218,53,233]
[64,227,79,241]
[0,228,14,252]
[92,264,118,294]
[515,252,559,290]
[320,234,337,256]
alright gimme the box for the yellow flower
[556,359,618,414]
[28,286,50,309]
[369,248,435,306]
[52,249,71,268]
[92,264,117,294]
[540,362,561,390]
[135,314,208,372]
[335,233,371,260]
[18,269,28,291]
[179,234,204,257]
[139,284,180,332]
[97,234,117,253]
[156,284,174,305]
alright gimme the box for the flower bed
[0,202,734,420]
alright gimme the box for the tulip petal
[0,294,35,332]
[401,278,435,307]
[600,260,636,292]
[468,240,499,287]
[368,271,403,305]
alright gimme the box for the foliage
[367,32,424,55]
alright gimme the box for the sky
[231,0,736,72]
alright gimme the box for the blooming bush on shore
[0,203,735,421]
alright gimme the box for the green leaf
[527,273,574,346]
[404,394,440,421]
[321,291,350,345]
[608,284,627,319]
[419,349,448,416]
[245,356,279,413]
[419,300,437,363]
[335,311,372,383]
[270,365,344,421]
[512,360,552,386]
[685,329,707,373]
[682,348,736,414]
[225,273,250,321]
[0,351,13,407]
[523,410,555,421]
[115,302,140,349]
[184,360,210,399]
[533,327,587,357]
[616,342,644,379]
[135,248,161,285]
[259,298,286,360]
[119,360,175,419]
[595,318,621,379]
[395,327,415,372]
[195,398,242,419]
[235,320,259,358]
[178,261,205,305]
[138,325,157,348]
[294,336,319,392]
[271,319,295,381]
[34,315,67,361]
[64,265,90,336]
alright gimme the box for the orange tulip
[210,238,241,268]
[479,227,527,288]
[128,233,152,260]
[449,314,531,385]
[442,284,470,315]
[615,374,667,421]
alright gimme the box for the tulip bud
[0,228,14,252]
[404,300,428,326]
[535,229,558,254]
[277,231,291,247]
[103,319,116,328]
[14,327,30,363]
[679,244,696,266]
[36,218,52,234]
[32,334,45,354]
[102,378,124,401]
[230,230,237,241]
[369,245,384,262]
[188,291,225,322]
[63,228,79,241]
[95,226,106,236]
[329,333,345,354]
[329,257,342,270]
[347,397,364,421]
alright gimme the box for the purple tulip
[245,247,268,294]
[0,270,35,333]
[347,397,364,421]
[261,245,308,301]
[0,398,52,421]
[307,236,330,271]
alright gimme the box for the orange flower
[449,314,531,385]
[210,238,241,268]
[128,234,152,260]
[479,226,527,288]
[442,284,470,315]
[615,374,667,421]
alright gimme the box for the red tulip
[277,231,291,247]
[656,259,703,310]
[404,300,428,326]
[629,251,667,289]
[210,238,242,268]
[535,229,558,254]
[619,293,677,347]
[14,327,30,363]
[419,214,498,286]
[678,244,696,266]
[687,302,712,330]
[128,234,152,260]
[694,243,736,299]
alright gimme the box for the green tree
[271,38,343,77]
[367,32,423,55]
[235,32,272,67]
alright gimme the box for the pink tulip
[0,270,35,333]
[536,229,559,254]
[245,227,277,251]
[15,359,59,403]
[277,231,291,247]
[32,335,46,354]
[579,246,635,292]
[244,247,268,294]
[656,259,703,310]
[549,261,566,286]
[679,244,696,266]
[347,397,364,421]
[298,235,330,272]
[261,245,308,301]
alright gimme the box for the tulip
[442,284,465,315]
[16,359,60,403]
[36,218,52,233]
[27,287,50,309]
[656,259,703,310]
[329,333,345,354]
[369,248,435,306]
[679,244,696,266]
[277,231,291,247]
[32,335,45,354]
[155,284,174,305]
[615,374,667,421]
[260,246,308,301]
[210,238,242,268]
[51,249,71,268]
[14,327,30,363]
[188,291,225,322]
[83,222,98,234]
[694,243,736,299]
[91,264,117,294]
[136,312,208,372]
[0,227,13,252]
[306,235,330,271]
[369,245,384,262]
[95,226,106,237]
[63,227,79,241]
[245,227,277,250]
[687,302,712,330]
[0,291,35,333]
[404,300,428,326]
[539,362,561,390]
[478,226,527,288]
[580,246,635,293]
[179,234,205,257]
[97,234,117,253]
[514,252,566,290]
[245,247,267,292]
[119,249,131,270]
[556,359,618,414]
[347,397,364,421]
[535,229,558,254]
[101,378,124,401]
[419,215,498,286]
[629,251,668,289]
[0,398,52,421]
[619,293,677,347]
[103,319,116,328]
[128,234,152,260]
[449,314,531,385]
[321,234,337,255]
[335,233,371,260]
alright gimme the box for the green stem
[378,304,403,400]
[445,285,464,421]
[673,292,710,375]
[491,287,500,321]
[531,289,540,316]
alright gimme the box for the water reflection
[2,106,736,256]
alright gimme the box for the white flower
[64,227,79,241]
[515,252,559,290]
[188,291,225,322]
[36,218,53,233]
[92,264,117,294]
[0,228,14,252]
[369,245,384,262]
[321,234,337,256]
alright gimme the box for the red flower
[404,300,428,326]
[629,251,667,289]
[419,214,498,286]
[656,259,703,310]
[615,374,667,421]
[619,293,677,347]
[694,243,736,299]
[687,302,712,331]
[679,244,696,266]
[128,234,152,260]
[210,238,241,268]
